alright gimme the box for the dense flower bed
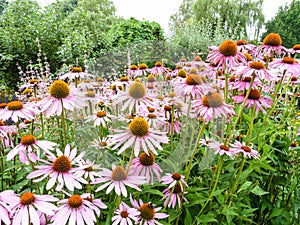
[0,33,299,224]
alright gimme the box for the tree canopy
[170,0,264,40]
[107,17,165,48]
[262,0,300,48]
[0,0,168,89]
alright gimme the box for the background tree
[262,0,300,48]
[0,0,44,89]
[169,0,265,59]
[0,0,7,14]
[169,0,195,30]
[107,17,165,48]
[57,0,117,66]
[192,0,264,40]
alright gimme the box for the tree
[57,0,117,65]
[169,0,195,30]
[262,0,300,48]
[192,0,265,40]
[0,0,8,14]
[171,18,239,60]
[107,17,165,48]
[0,0,81,88]
[0,0,44,89]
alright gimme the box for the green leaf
[242,112,251,125]
[184,208,193,224]
[251,185,269,196]
[269,208,284,219]
[141,188,164,197]
[197,214,218,223]
[253,160,276,172]
[237,181,252,193]
[212,188,226,197]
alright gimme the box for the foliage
[0,0,43,89]
[57,0,117,65]
[1,41,300,224]
[168,0,195,33]
[0,0,118,89]
[169,19,238,60]
[0,0,7,14]
[262,0,300,48]
[107,17,165,48]
[89,40,191,78]
[171,0,264,40]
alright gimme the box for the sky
[35,0,293,34]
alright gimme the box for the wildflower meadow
[0,32,300,225]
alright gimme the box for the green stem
[0,145,4,191]
[60,99,67,146]
[224,72,229,103]
[56,117,63,147]
[255,71,287,145]
[226,74,256,145]
[40,113,44,139]
[126,147,135,173]
[170,105,175,151]
[191,156,223,225]
[16,120,22,138]
[98,125,103,140]
[185,123,207,181]
[246,107,256,145]
[33,86,37,99]
[30,162,41,194]
[225,158,246,209]
[179,96,192,167]
[88,100,93,116]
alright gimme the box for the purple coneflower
[0,190,16,225]
[192,91,236,123]
[112,201,140,225]
[236,39,256,53]
[268,57,300,75]
[38,80,85,116]
[0,101,35,123]
[207,40,247,70]
[233,61,278,82]
[255,33,287,57]
[113,81,158,113]
[231,76,261,91]
[51,193,103,225]
[10,192,58,225]
[74,159,100,182]
[289,43,300,55]
[199,136,214,147]
[161,172,188,192]
[59,66,94,81]
[129,151,162,184]
[162,183,188,208]
[288,75,299,85]
[149,62,167,75]
[108,117,169,157]
[26,144,87,191]
[127,64,140,78]
[232,89,273,114]
[85,111,114,127]
[130,195,169,225]
[159,104,182,135]
[77,79,95,90]
[92,165,146,197]
[230,141,260,159]
[172,73,207,99]
[208,141,237,158]
[6,134,56,165]
[137,107,166,128]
